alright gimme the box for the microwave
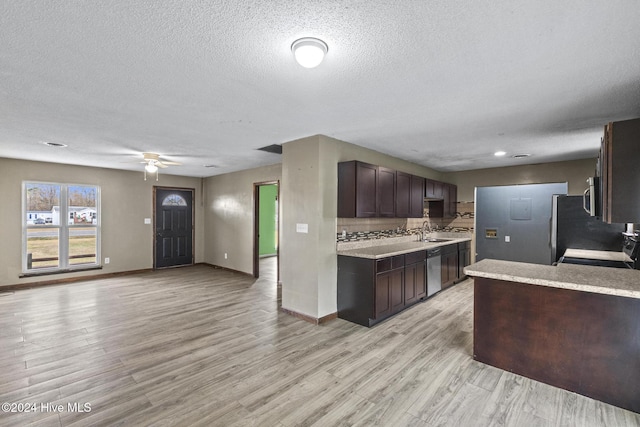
[583,177,601,217]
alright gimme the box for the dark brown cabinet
[600,118,640,223]
[410,175,425,218]
[377,166,396,217]
[405,251,427,305]
[375,267,404,319]
[338,252,426,327]
[441,244,458,289]
[426,181,458,218]
[425,179,445,199]
[338,161,395,218]
[446,183,457,219]
[395,171,411,218]
[339,161,423,218]
[457,241,471,281]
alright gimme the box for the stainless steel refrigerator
[475,182,568,265]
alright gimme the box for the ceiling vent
[257,144,283,155]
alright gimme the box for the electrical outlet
[104,257,110,264]
[224,253,228,259]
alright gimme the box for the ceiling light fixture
[512,153,531,158]
[291,37,328,68]
[494,151,507,157]
[144,161,158,181]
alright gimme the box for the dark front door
[154,187,194,269]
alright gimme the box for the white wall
[0,157,203,287]
[280,135,443,319]
[203,163,282,274]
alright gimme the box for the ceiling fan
[141,152,181,180]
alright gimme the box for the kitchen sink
[424,238,452,243]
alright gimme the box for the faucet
[422,220,431,241]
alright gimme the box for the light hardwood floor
[1,258,638,426]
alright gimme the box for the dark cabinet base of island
[474,277,640,414]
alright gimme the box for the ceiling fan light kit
[141,152,181,181]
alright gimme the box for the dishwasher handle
[427,248,442,257]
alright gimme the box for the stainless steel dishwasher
[426,247,442,297]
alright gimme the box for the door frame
[153,186,195,270]
[253,180,280,280]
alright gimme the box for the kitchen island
[465,259,640,413]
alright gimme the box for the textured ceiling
[1,0,639,177]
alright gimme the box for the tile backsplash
[337,201,475,242]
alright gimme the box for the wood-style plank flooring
[1,258,639,426]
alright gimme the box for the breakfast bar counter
[465,259,640,414]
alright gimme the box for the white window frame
[22,181,101,274]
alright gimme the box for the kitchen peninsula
[465,259,640,413]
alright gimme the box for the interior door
[154,187,194,268]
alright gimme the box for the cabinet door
[405,261,426,305]
[425,179,445,199]
[441,251,458,289]
[448,184,457,218]
[395,171,411,218]
[356,162,378,217]
[457,248,470,280]
[410,175,425,218]
[375,268,403,319]
[377,166,396,217]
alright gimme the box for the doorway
[154,186,195,269]
[253,181,279,280]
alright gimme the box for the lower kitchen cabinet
[457,241,471,281]
[375,267,404,318]
[338,252,426,327]
[441,244,458,289]
[405,253,427,305]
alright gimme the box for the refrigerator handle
[583,188,590,214]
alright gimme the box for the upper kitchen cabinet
[410,174,426,218]
[426,181,457,218]
[600,118,640,223]
[338,161,395,218]
[396,172,425,218]
[425,179,445,199]
[377,166,396,217]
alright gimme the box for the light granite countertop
[465,259,640,299]
[337,234,472,259]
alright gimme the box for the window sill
[20,265,103,278]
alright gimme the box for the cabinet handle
[583,188,591,214]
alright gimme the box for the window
[162,194,187,206]
[23,182,100,274]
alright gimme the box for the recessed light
[494,151,506,157]
[41,141,68,147]
[512,154,531,158]
[203,164,218,168]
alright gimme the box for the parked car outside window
[34,218,46,224]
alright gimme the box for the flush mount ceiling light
[291,37,328,68]
[494,151,507,157]
[512,153,531,158]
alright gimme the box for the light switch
[144,218,151,224]
[296,223,309,233]
[505,235,510,242]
